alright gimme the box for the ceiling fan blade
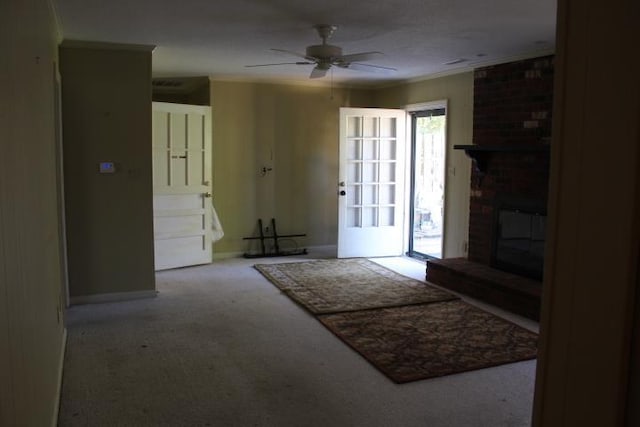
[345,62,397,74]
[271,48,315,61]
[245,62,312,68]
[337,51,383,63]
[310,66,328,79]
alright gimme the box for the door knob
[204,192,212,198]
[339,190,346,196]
[338,181,346,187]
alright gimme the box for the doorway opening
[408,107,446,259]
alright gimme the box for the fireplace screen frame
[491,199,547,280]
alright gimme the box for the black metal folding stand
[242,218,307,258]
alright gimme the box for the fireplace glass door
[494,208,546,279]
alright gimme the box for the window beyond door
[408,108,446,259]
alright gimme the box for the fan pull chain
[330,67,334,100]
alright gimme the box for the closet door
[152,102,212,270]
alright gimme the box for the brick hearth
[426,258,541,320]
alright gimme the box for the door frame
[54,61,70,307]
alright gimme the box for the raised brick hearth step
[426,258,541,321]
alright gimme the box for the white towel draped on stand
[208,199,224,242]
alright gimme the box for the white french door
[338,107,407,258]
[152,102,213,270]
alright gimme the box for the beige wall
[0,0,66,424]
[209,76,472,258]
[59,44,156,298]
[210,81,373,255]
[374,72,473,258]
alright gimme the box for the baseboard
[51,327,67,427]
[70,290,158,305]
[214,245,337,260]
[213,250,245,260]
[305,245,338,257]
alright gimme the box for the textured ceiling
[53,0,556,86]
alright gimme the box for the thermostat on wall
[99,162,116,174]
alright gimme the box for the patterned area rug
[318,299,538,383]
[254,259,458,314]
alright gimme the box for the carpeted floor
[58,252,539,427]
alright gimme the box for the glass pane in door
[345,114,398,230]
[409,110,446,258]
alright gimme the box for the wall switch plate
[99,162,116,174]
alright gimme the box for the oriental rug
[254,258,457,314]
[318,299,538,383]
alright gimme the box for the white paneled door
[152,102,212,270]
[338,107,407,258]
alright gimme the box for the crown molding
[376,48,556,90]
[60,40,156,52]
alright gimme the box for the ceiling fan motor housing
[306,44,343,61]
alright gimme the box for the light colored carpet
[58,250,538,427]
[254,258,457,314]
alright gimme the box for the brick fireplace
[427,55,554,320]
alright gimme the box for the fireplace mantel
[454,144,550,174]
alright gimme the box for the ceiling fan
[246,24,397,78]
